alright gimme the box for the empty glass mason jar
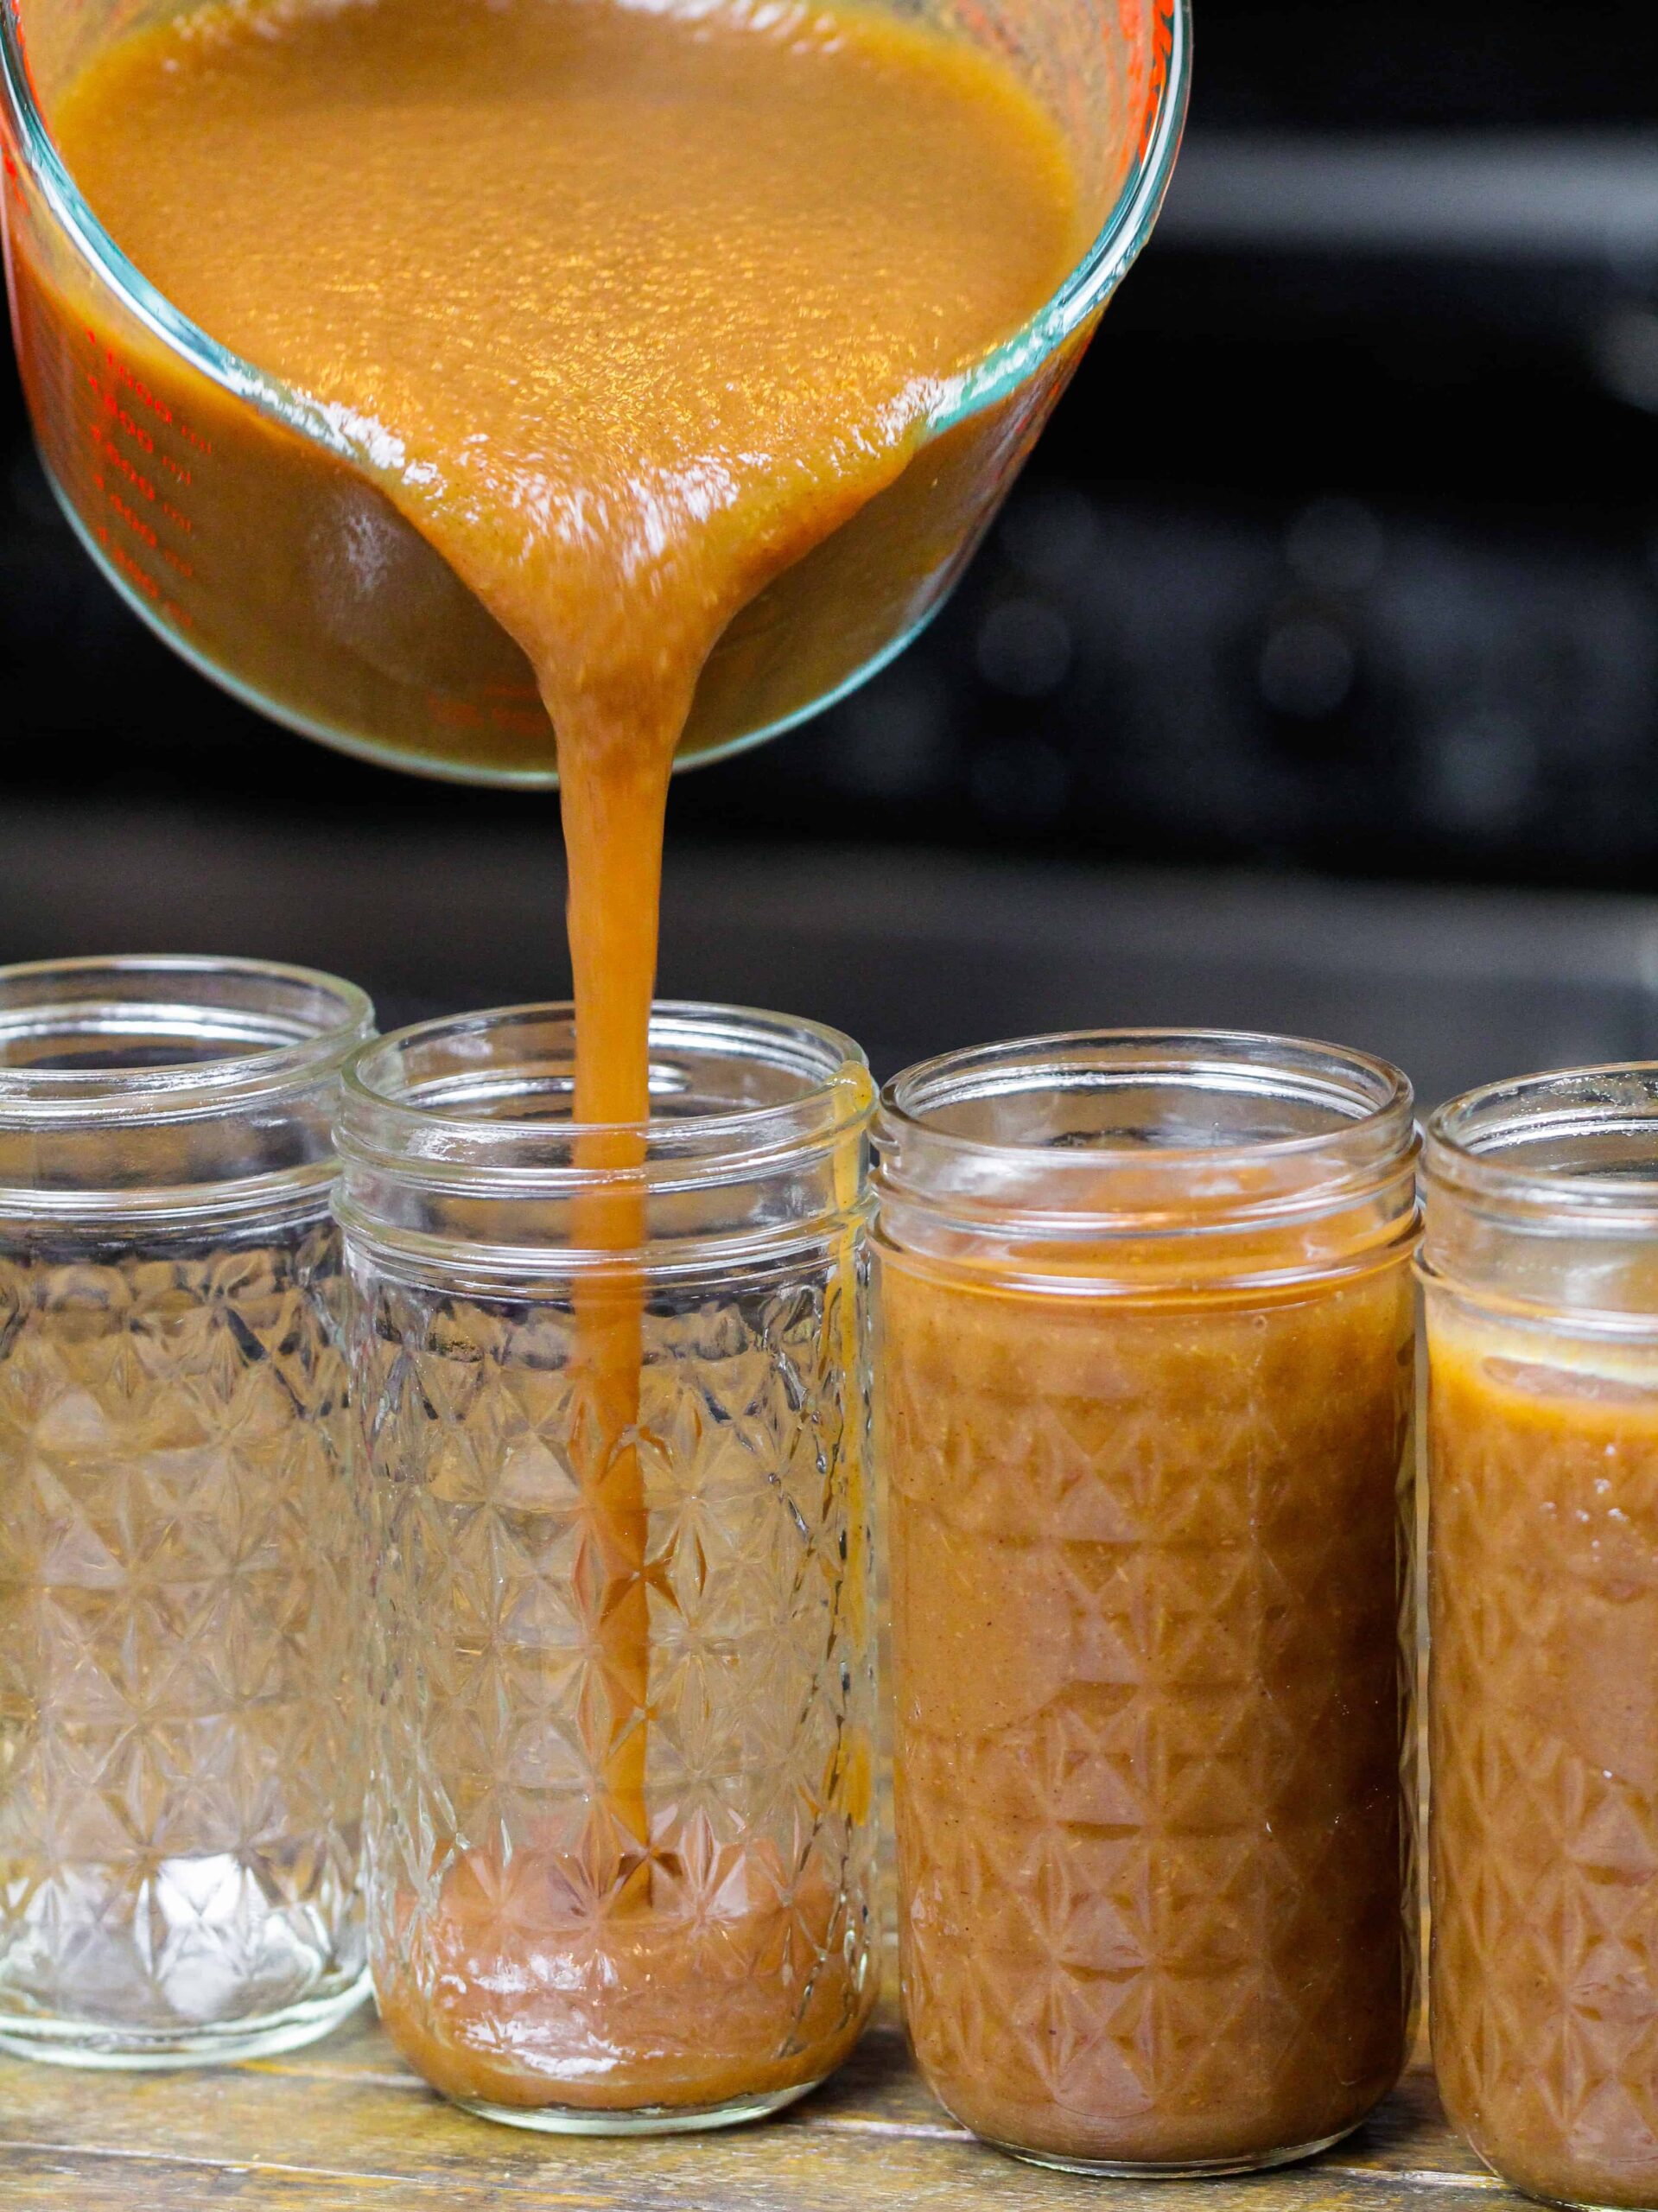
[337,1002,879,2133]
[1424,1066,1658,2212]
[875,1031,1422,2176]
[0,955,375,2066]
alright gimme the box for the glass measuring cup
[1,0,1189,787]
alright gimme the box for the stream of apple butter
[52,0,1082,2094]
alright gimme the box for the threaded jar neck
[1423,1064,1658,1332]
[0,955,374,1225]
[875,1028,1420,1299]
[334,1001,873,1284]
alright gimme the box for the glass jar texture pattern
[875,1032,1421,2176]
[1424,1068,1658,2211]
[338,1003,878,2131]
[0,956,375,2065]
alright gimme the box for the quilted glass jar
[0,955,375,2066]
[337,1001,878,2133]
[875,1030,1422,2176]
[1424,1067,1658,2211]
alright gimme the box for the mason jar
[0,954,375,2065]
[336,1001,878,2133]
[875,1030,1422,2175]
[1424,1066,1658,2211]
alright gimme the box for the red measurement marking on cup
[89,423,197,537]
[1139,0,1176,162]
[78,323,204,626]
[426,688,548,740]
[88,419,156,499]
[86,373,152,451]
[94,523,189,628]
[105,485,156,546]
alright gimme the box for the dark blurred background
[7,0,1658,1096]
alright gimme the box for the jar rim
[0,953,376,1125]
[880,1027,1413,1166]
[339,1000,873,1192]
[873,1029,1419,1281]
[1426,1061,1658,1224]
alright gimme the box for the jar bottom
[0,1969,372,2070]
[1464,2150,1658,2212]
[450,2078,820,2136]
[991,2124,1360,2179]
[1476,2184,1657,2212]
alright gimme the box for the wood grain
[0,1991,1516,2212]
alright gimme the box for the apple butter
[876,1031,1421,2173]
[1426,1065,1658,2210]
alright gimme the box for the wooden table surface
[0,1981,1518,2212]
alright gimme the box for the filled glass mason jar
[874,1030,1422,2176]
[336,1001,879,2133]
[1424,1066,1658,2211]
[0,955,375,2066]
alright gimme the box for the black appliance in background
[3,0,1658,889]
